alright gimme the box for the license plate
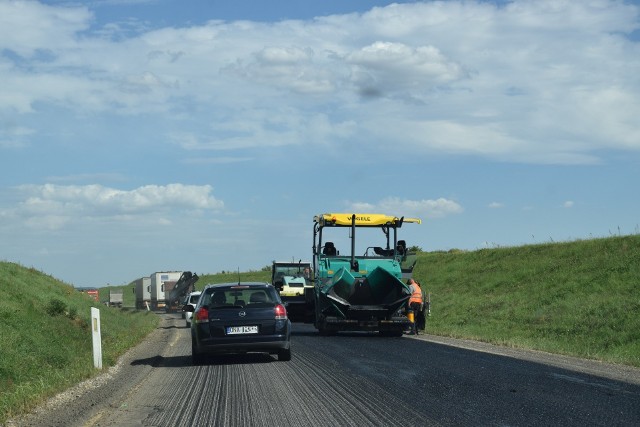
[226,325,258,335]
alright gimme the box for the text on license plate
[226,325,258,335]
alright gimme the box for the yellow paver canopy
[314,213,421,227]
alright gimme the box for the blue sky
[1,0,639,288]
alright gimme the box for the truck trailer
[134,276,151,309]
[108,289,124,307]
[149,271,183,310]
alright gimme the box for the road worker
[407,278,424,335]
[415,280,428,332]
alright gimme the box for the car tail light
[195,307,209,323]
[274,304,287,320]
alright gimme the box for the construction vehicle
[271,260,313,322]
[165,271,199,313]
[312,213,421,336]
[150,271,183,310]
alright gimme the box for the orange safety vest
[409,283,423,305]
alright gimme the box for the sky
[1,0,639,288]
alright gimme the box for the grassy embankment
[412,234,640,367]
[1,234,638,423]
[0,264,159,424]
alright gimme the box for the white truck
[108,289,124,307]
[150,271,183,310]
[134,276,151,309]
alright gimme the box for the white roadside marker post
[91,307,103,369]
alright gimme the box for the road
[8,313,640,426]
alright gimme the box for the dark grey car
[184,282,291,364]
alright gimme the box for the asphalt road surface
[8,313,640,426]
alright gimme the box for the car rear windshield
[201,287,276,308]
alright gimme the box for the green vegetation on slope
[2,235,638,422]
[412,235,640,367]
[0,263,159,423]
[194,270,271,289]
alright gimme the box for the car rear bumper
[195,336,290,355]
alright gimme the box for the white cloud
[226,45,336,95]
[563,200,575,208]
[347,197,463,219]
[11,183,224,229]
[0,1,92,56]
[170,111,356,151]
[488,202,504,209]
[347,41,465,98]
[1,0,639,163]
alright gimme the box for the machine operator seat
[323,241,337,256]
[397,240,407,256]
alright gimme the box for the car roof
[189,291,202,295]
[203,282,271,290]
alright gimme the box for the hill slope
[412,234,640,367]
[0,263,158,423]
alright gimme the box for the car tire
[192,339,204,365]
[278,347,291,361]
[192,352,204,365]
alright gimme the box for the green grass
[1,235,639,423]
[194,270,271,289]
[0,263,159,423]
[412,234,640,367]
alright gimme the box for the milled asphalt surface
[6,313,640,426]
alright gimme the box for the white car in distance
[183,291,202,327]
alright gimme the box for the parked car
[184,282,291,364]
[183,291,202,327]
